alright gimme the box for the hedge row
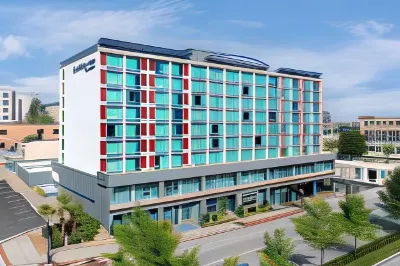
[323,232,400,266]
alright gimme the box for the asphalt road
[378,252,400,266]
[178,187,393,266]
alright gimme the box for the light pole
[299,188,305,209]
[46,218,52,264]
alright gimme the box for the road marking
[202,246,264,266]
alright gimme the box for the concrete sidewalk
[2,232,46,265]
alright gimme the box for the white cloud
[225,20,264,28]
[336,20,394,38]
[8,75,59,103]
[0,35,26,60]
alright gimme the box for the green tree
[259,228,294,266]
[104,208,200,266]
[323,138,339,152]
[223,256,239,266]
[338,131,367,159]
[56,192,72,244]
[218,197,228,216]
[337,194,379,254]
[22,134,38,143]
[51,225,63,249]
[64,203,83,232]
[25,97,54,124]
[291,197,344,266]
[378,167,400,219]
[37,204,56,222]
[382,144,395,163]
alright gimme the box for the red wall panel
[183,138,189,149]
[183,79,189,90]
[141,91,147,103]
[141,74,147,86]
[183,64,189,76]
[141,58,147,71]
[100,123,106,137]
[100,141,106,155]
[183,94,188,105]
[149,140,155,152]
[100,70,106,84]
[149,156,155,167]
[149,107,155,119]
[141,156,147,169]
[141,107,147,119]
[100,53,107,65]
[141,123,147,136]
[149,75,155,87]
[101,88,106,101]
[183,123,189,134]
[100,159,106,172]
[141,140,147,152]
[149,60,155,71]
[100,105,106,119]
[183,153,189,165]
[149,124,155,135]
[183,109,189,120]
[149,91,155,103]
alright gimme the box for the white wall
[61,52,100,175]
[16,94,33,121]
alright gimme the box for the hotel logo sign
[73,58,96,74]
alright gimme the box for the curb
[180,227,241,243]
[373,251,400,266]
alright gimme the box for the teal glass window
[172,78,183,91]
[292,79,299,89]
[226,71,239,83]
[243,111,252,121]
[107,159,122,173]
[126,91,140,104]
[283,78,291,88]
[192,124,207,136]
[210,138,222,149]
[107,72,123,85]
[107,142,122,155]
[269,123,279,134]
[241,150,252,161]
[192,95,205,106]
[172,109,183,120]
[209,96,223,108]
[172,140,182,151]
[172,124,183,135]
[226,124,239,135]
[107,89,122,102]
[226,137,239,149]
[126,108,140,120]
[210,124,223,135]
[126,125,139,137]
[209,68,223,81]
[255,149,266,160]
[256,124,266,134]
[155,92,169,105]
[241,137,253,148]
[226,97,239,109]
[192,153,206,165]
[256,112,266,122]
[165,178,200,196]
[268,148,278,158]
[171,155,182,168]
[269,136,279,146]
[268,99,278,110]
[268,76,278,87]
[313,92,320,102]
[126,141,140,154]
[210,110,223,122]
[255,86,267,98]
[172,93,182,105]
[192,110,207,121]
[226,150,238,162]
[191,66,207,79]
[192,81,207,92]
[255,74,266,85]
[242,72,253,83]
[107,54,122,68]
[226,84,239,96]
[206,174,236,190]
[172,63,182,76]
[107,124,122,138]
[157,155,169,169]
[155,140,169,152]
[191,138,207,150]
[268,87,277,98]
[303,91,311,101]
[226,111,239,122]
[126,159,139,172]
[313,82,319,91]
[126,74,140,87]
[156,108,169,120]
[135,183,158,200]
[256,99,266,110]
[209,152,223,164]
[126,57,139,70]
[242,98,253,109]
[209,82,223,94]
[293,136,300,145]
[292,90,299,101]
[155,61,169,75]
[304,81,313,91]
[155,77,169,89]
[107,107,122,120]
[155,124,169,136]
[242,124,253,135]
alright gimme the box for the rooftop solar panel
[275,68,322,78]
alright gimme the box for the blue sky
[0,0,399,121]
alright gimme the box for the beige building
[43,102,60,122]
[358,116,400,153]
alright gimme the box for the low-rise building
[0,87,33,122]
[43,102,60,123]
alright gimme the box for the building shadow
[290,254,317,265]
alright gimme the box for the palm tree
[37,204,56,222]
[64,203,83,232]
[56,192,71,243]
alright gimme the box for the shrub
[211,214,218,222]
[22,134,38,143]
[201,218,237,228]
[33,186,46,197]
[68,231,82,245]
[235,205,244,218]
[200,214,210,225]
[218,197,228,215]
[75,211,101,242]
[51,225,63,249]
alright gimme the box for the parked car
[237,264,250,266]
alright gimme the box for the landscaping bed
[346,239,400,266]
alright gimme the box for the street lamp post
[46,219,52,264]
[299,189,305,209]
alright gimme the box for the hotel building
[53,38,335,231]
[359,116,400,153]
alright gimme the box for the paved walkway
[2,233,46,265]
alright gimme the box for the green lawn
[347,239,400,266]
